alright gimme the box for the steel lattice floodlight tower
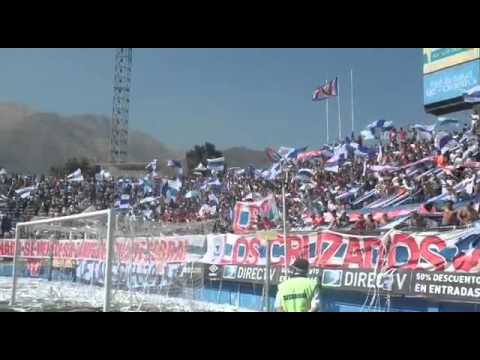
[110,48,133,163]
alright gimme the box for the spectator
[442,201,459,226]
[409,211,427,229]
[1,214,11,238]
[365,214,377,231]
[354,215,366,231]
[457,202,479,225]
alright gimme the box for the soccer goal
[1,209,233,312]
[5,209,115,312]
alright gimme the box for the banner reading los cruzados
[1,228,480,302]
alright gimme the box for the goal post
[9,209,114,312]
[2,208,242,312]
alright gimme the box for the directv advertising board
[423,59,480,106]
[423,48,480,74]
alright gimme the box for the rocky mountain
[0,103,272,175]
[0,103,182,174]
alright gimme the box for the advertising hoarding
[423,48,480,74]
[423,59,480,106]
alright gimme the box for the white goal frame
[10,209,115,312]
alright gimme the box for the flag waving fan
[312,78,338,101]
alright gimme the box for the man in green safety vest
[274,258,321,312]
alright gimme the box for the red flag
[312,78,338,101]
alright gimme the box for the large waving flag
[312,78,338,102]
[297,150,325,162]
[464,85,480,103]
[67,168,81,179]
[232,194,281,234]
[265,147,282,163]
[207,157,225,172]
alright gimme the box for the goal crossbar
[10,209,115,312]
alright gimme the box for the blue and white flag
[200,178,222,191]
[146,160,159,177]
[207,157,225,172]
[140,196,160,205]
[297,168,314,182]
[464,85,480,103]
[367,119,393,131]
[168,178,182,192]
[167,160,184,177]
[119,194,130,209]
[146,159,158,172]
[435,132,453,151]
[15,186,36,195]
[278,146,308,161]
[348,142,372,157]
[185,190,200,199]
[208,193,219,205]
[161,180,178,203]
[365,119,394,138]
[360,129,375,140]
[413,124,435,141]
[167,160,181,168]
[437,117,460,126]
[68,174,84,183]
[67,168,81,179]
[324,165,339,173]
[262,162,282,181]
[336,187,361,201]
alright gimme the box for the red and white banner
[199,229,480,273]
[2,229,480,275]
[0,235,205,269]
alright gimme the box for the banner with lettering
[199,228,480,273]
[232,194,281,234]
[2,228,480,302]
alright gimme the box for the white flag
[67,168,81,179]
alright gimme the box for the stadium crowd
[2,112,480,238]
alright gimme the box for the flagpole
[350,69,354,134]
[326,77,329,145]
[337,77,342,141]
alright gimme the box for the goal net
[0,210,231,312]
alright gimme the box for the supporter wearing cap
[274,258,320,312]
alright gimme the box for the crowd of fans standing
[2,112,480,238]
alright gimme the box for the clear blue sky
[0,48,436,150]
